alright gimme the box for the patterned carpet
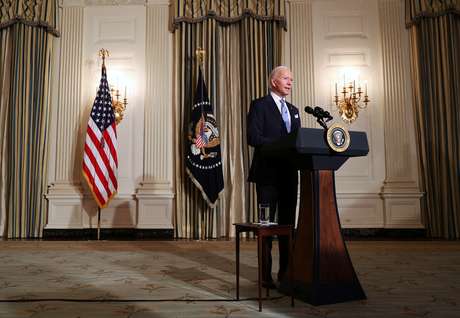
[0,240,459,317]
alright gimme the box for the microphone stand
[304,106,333,130]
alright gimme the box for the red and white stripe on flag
[82,65,118,208]
[195,135,206,148]
[83,119,118,208]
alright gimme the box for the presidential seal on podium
[326,123,350,152]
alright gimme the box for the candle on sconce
[334,75,370,124]
[124,86,127,99]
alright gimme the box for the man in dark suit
[247,66,301,288]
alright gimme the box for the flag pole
[83,48,119,241]
[196,47,206,241]
[96,48,108,242]
[195,47,205,101]
[97,207,101,240]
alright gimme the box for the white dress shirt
[270,91,291,128]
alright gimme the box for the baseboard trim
[342,228,427,240]
[43,228,174,240]
[42,228,426,240]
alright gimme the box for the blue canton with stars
[91,66,115,131]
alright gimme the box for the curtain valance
[0,0,60,36]
[170,0,287,31]
[406,0,460,27]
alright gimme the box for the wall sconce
[334,80,370,124]
[111,86,127,125]
[96,48,128,125]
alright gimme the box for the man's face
[271,69,293,97]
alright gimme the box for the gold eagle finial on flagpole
[195,47,205,68]
[99,48,109,67]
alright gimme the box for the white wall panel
[83,5,145,197]
[284,0,422,228]
[47,0,174,230]
[311,0,385,198]
[47,1,171,230]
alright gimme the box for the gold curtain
[173,3,284,239]
[0,0,59,238]
[405,0,459,26]
[406,0,460,238]
[0,0,60,36]
[170,0,287,30]
[0,26,12,238]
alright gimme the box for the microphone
[313,106,323,118]
[304,106,314,114]
[304,106,333,129]
[305,106,333,121]
[322,110,333,122]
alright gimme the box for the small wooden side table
[234,222,293,312]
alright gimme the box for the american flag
[82,65,118,208]
[195,115,208,148]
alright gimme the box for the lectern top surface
[263,127,369,157]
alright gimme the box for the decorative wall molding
[54,6,84,184]
[327,52,368,67]
[378,0,423,228]
[324,13,368,39]
[46,6,85,229]
[142,4,173,184]
[146,0,169,5]
[337,193,384,228]
[96,18,137,42]
[135,2,174,229]
[85,197,137,228]
[62,0,86,7]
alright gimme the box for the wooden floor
[1,240,459,317]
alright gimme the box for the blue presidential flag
[186,68,224,206]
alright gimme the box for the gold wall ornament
[333,80,370,124]
[111,86,128,125]
[326,123,351,152]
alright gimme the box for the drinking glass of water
[258,203,270,225]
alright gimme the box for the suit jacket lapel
[267,95,286,128]
[287,103,299,131]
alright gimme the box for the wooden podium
[263,128,368,305]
